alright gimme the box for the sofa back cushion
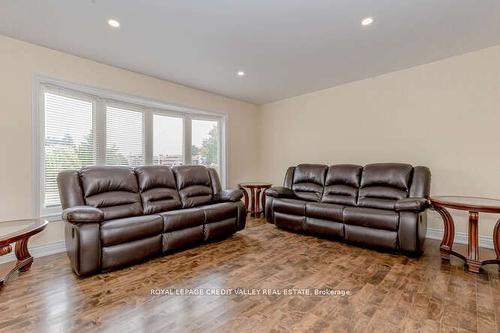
[358,163,412,210]
[135,166,182,214]
[292,164,328,202]
[173,165,213,208]
[79,166,143,220]
[409,166,431,198]
[322,164,362,206]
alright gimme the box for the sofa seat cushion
[343,207,399,231]
[344,225,398,250]
[273,198,306,216]
[162,226,204,252]
[304,218,344,238]
[102,235,162,270]
[305,202,344,222]
[204,219,237,241]
[101,215,164,246]
[161,208,205,233]
[201,202,238,224]
[274,212,304,231]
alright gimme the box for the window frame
[33,76,228,218]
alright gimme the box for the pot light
[237,71,245,76]
[108,19,120,28]
[361,17,374,26]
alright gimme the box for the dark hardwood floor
[0,218,499,333]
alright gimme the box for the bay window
[36,80,226,217]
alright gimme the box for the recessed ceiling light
[237,71,245,76]
[107,19,120,28]
[361,17,374,26]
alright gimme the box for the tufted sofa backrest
[291,164,328,202]
[358,163,413,210]
[172,165,214,208]
[79,166,143,220]
[58,165,224,219]
[135,166,182,214]
[283,163,431,209]
[322,164,362,206]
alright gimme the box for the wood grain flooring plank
[0,218,498,332]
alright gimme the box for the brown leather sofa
[57,165,246,276]
[265,163,431,254]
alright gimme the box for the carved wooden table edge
[238,182,272,218]
[429,196,500,273]
[0,219,49,289]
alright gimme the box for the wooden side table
[0,219,48,289]
[238,183,272,218]
[430,196,500,273]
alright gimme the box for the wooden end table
[238,182,272,218]
[0,219,48,289]
[430,196,500,273]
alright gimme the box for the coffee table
[0,219,48,289]
[238,182,272,217]
[430,196,500,273]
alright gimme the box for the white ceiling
[1,1,500,104]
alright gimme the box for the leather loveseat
[57,165,246,276]
[265,163,431,254]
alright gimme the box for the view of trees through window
[191,119,219,171]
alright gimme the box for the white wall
[260,45,500,238]
[0,35,260,248]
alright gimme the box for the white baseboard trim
[0,240,66,264]
[426,228,494,249]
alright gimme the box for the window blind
[39,83,225,215]
[44,92,95,207]
[106,106,145,166]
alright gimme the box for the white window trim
[33,75,228,219]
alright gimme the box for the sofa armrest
[62,206,104,223]
[217,189,244,202]
[265,186,295,199]
[395,198,429,212]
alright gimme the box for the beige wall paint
[2,34,500,253]
[0,35,260,247]
[260,45,500,237]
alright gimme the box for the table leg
[435,206,455,260]
[15,237,34,272]
[494,219,500,271]
[261,189,266,218]
[476,219,500,271]
[255,188,261,217]
[466,211,481,273]
[250,187,256,217]
[0,244,12,256]
[0,238,34,289]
